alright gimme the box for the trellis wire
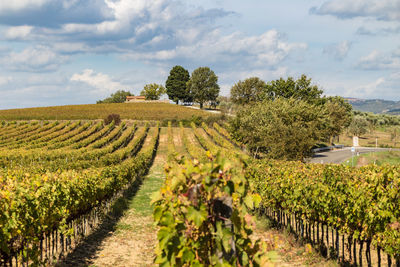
[1,174,144,266]
[259,206,400,267]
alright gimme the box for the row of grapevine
[169,122,400,265]
[0,122,122,167]
[248,159,400,264]
[153,122,264,266]
[0,122,59,148]
[0,120,160,265]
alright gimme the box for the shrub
[104,114,121,125]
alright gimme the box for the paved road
[309,147,395,164]
[185,105,222,114]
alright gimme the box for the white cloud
[125,29,307,68]
[323,41,351,60]
[5,25,33,40]
[0,76,13,86]
[3,46,68,72]
[0,0,49,12]
[354,77,386,96]
[0,0,112,27]
[70,69,126,95]
[322,70,400,100]
[357,50,400,70]
[311,0,400,21]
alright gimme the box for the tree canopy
[140,83,166,100]
[264,75,323,104]
[165,65,191,104]
[96,90,133,104]
[323,96,353,143]
[230,77,267,105]
[187,67,220,109]
[347,115,369,137]
[230,97,328,161]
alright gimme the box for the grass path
[57,127,167,267]
[89,127,168,267]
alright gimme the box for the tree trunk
[200,102,203,109]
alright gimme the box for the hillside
[0,103,214,121]
[346,98,400,114]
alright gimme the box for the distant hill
[344,98,400,114]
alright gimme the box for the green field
[344,150,400,166]
[339,127,400,148]
[0,103,214,121]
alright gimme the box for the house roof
[126,96,146,100]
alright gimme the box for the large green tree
[165,65,190,104]
[230,97,328,161]
[96,90,133,104]
[140,83,166,100]
[230,77,267,105]
[323,96,353,144]
[265,75,323,104]
[187,67,220,109]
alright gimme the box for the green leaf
[153,206,163,222]
[187,206,207,227]
[252,193,262,208]
[222,228,233,253]
[244,195,254,209]
[182,248,195,262]
[160,211,174,226]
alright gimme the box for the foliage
[230,98,327,161]
[104,113,121,125]
[213,122,242,148]
[0,122,160,264]
[323,96,353,143]
[140,83,166,100]
[352,110,400,127]
[153,154,264,266]
[390,126,400,146]
[248,159,400,257]
[187,67,220,109]
[216,96,233,114]
[97,90,133,104]
[165,65,191,104]
[230,77,267,105]
[264,75,323,104]
[347,115,369,136]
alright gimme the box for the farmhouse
[125,95,170,103]
[126,96,146,102]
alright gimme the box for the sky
[0,0,399,109]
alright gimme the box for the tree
[230,98,327,161]
[323,96,353,144]
[230,77,267,105]
[97,90,133,104]
[264,75,323,104]
[217,96,233,114]
[165,65,190,104]
[187,67,220,109]
[347,115,368,137]
[140,83,166,100]
[390,126,400,146]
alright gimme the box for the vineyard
[0,120,159,265]
[0,119,399,266]
[0,103,214,121]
